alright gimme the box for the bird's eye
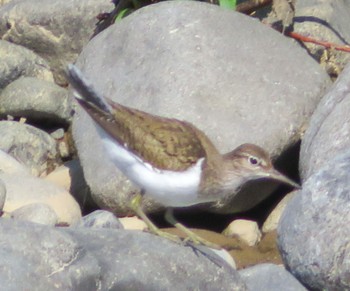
[249,156,259,165]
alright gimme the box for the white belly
[97,127,212,207]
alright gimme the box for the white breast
[97,126,213,207]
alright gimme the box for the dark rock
[72,1,330,214]
[278,150,350,290]
[0,40,53,89]
[239,263,306,291]
[0,77,73,124]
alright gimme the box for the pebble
[223,219,261,246]
[0,121,57,176]
[80,210,123,229]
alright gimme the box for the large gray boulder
[278,150,350,290]
[72,1,330,214]
[0,219,246,290]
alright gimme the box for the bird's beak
[264,168,301,189]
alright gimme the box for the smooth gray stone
[81,210,124,229]
[278,150,350,290]
[0,219,246,290]
[72,1,330,215]
[0,121,57,176]
[0,40,53,89]
[0,77,73,124]
[300,62,350,180]
[0,219,100,290]
[239,263,307,291]
[10,203,58,225]
[0,0,113,85]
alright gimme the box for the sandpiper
[68,64,299,249]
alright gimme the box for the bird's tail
[67,64,113,114]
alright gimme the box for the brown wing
[78,98,220,171]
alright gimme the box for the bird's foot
[165,209,222,250]
[130,193,181,243]
[146,225,182,244]
[130,194,221,249]
[182,232,221,250]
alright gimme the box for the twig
[287,31,350,53]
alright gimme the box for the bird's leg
[165,208,221,250]
[130,192,180,243]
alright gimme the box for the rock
[0,219,99,290]
[10,203,58,225]
[119,215,148,231]
[0,0,114,85]
[0,121,57,176]
[0,40,53,89]
[262,192,296,233]
[0,219,246,290]
[278,150,350,290]
[66,228,246,290]
[44,159,96,211]
[0,178,6,211]
[72,1,330,215]
[1,173,81,225]
[80,210,123,229]
[294,0,350,75]
[50,128,65,139]
[0,149,31,175]
[239,263,307,291]
[0,77,73,124]
[300,62,350,180]
[223,219,261,246]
